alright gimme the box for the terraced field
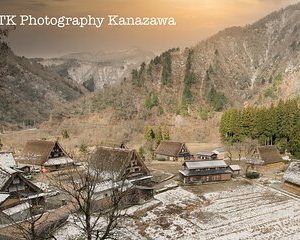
[55,185,300,240]
[126,185,300,240]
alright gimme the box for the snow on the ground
[55,185,300,240]
[154,187,200,206]
[55,219,82,240]
[128,185,300,240]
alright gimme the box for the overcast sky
[2,0,300,58]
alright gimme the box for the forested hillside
[220,100,300,157]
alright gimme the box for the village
[0,137,299,239]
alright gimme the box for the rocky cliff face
[0,43,86,126]
[39,48,155,91]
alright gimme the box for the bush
[144,92,159,110]
[79,143,88,154]
[62,129,70,139]
[246,171,260,179]
[198,106,214,120]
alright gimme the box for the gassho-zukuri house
[18,140,75,171]
[253,145,283,165]
[155,141,191,161]
[0,166,45,224]
[179,160,232,184]
[90,146,154,207]
[283,161,300,188]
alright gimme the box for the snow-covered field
[55,185,300,240]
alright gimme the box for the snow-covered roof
[184,160,227,170]
[0,152,16,168]
[129,175,153,183]
[196,151,217,156]
[0,193,10,204]
[3,202,31,216]
[0,167,12,190]
[229,165,241,171]
[212,147,225,154]
[284,161,300,186]
[94,179,133,194]
[20,192,56,201]
[1,166,18,174]
[44,157,74,166]
[34,182,49,191]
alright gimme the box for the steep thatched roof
[155,141,189,157]
[21,140,68,166]
[0,152,16,168]
[0,167,42,193]
[284,161,300,186]
[0,167,12,190]
[257,146,283,165]
[90,146,149,180]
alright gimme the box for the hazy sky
[2,0,300,57]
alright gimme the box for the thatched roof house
[255,146,283,165]
[283,162,300,187]
[155,141,191,161]
[90,146,153,205]
[19,140,74,169]
[90,146,151,182]
[0,167,43,197]
[0,166,45,220]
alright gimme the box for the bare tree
[225,139,258,163]
[224,143,234,163]
[242,138,258,159]
[50,153,132,240]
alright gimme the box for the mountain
[0,42,86,127]
[191,3,300,105]
[38,48,155,91]
[72,3,300,123]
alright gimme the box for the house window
[9,186,17,192]
[131,160,138,167]
[13,178,20,184]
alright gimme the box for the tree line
[220,99,300,157]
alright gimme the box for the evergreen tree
[161,52,172,86]
[220,99,300,157]
[182,50,195,105]
[162,126,171,140]
[155,127,163,145]
[207,87,227,111]
[220,108,242,143]
[144,92,159,110]
[144,127,156,142]
[240,107,256,138]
